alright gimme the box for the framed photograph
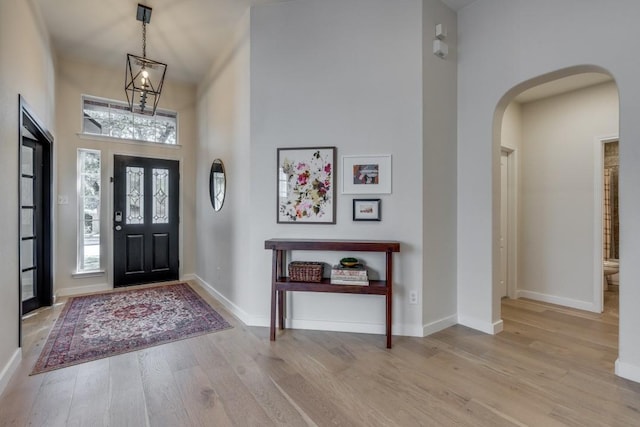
[277,147,336,224]
[353,199,381,221]
[342,155,392,194]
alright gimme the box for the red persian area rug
[31,283,232,375]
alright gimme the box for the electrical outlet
[409,291,418,305]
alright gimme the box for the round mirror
[209,159,226,211]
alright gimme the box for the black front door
[113,155,179,287]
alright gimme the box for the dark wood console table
[264,238,401,348]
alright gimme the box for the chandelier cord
[142,21,147,58]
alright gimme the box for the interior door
[20,97,53,316]
[113,155,179,287]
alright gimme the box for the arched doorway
[492,65,619,331]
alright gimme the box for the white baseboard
[285,319,423,337]
[287,318,385,335]
[192,275,424,337]
[190,275,268,327]
[56,282,111,298]
[398,323,426,337]
[423,314,457,336]
[457,315,503,335]
[493,319,504,334]
[516,290,596,312]
[0,349,21,397]
[180,273,198,282]
[615,359,640,384]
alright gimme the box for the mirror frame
[209,159,226,211]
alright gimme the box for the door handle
[114,211,123,222]
[115,225,122,231]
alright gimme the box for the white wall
[249,0,425,335]
[195,0,457,337]
[196,12,255,321]
[421,0,458,334]
[518,82,618,309]
[55,57,197,296]
[457,0,640,382]
[0,0,56,392]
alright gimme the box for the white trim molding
[191,274,267,327]
[423,315,458,336]
[0,349,21,397]
[192,274,424,337]
[56,282,110,298]
[458,315,503,335]
[615,359,640,383]
[516,290,596,313]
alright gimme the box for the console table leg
[386,250,393,349]
[270,285,276,341]
[386,293,392,348]
[278,291,285,330]
[270,250,278,341]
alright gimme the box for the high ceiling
[35,0,475,86]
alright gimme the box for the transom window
[82,95,178,144]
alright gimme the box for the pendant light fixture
[125,4,167,116]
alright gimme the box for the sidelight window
[77,149,101,272]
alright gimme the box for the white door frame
[500,147,518,299]
[593,135,619,313]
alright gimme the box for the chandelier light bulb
[142,69,149,78]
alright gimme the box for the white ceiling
[34,0,284,84]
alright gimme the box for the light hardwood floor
[0,283,638,426]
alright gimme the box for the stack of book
[330,264,369,286]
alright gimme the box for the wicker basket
[288,261,323,282]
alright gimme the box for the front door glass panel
[126,166,144,224]
[152,168,169,224]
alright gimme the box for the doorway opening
[19,96,54,321]
[597,137,620,315]
[495,67,619,321]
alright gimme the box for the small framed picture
[342,155,392,194]
[353,199,381,221]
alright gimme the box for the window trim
[80,94,179,145]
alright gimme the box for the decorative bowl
[340,257,359,267]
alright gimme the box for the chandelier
[125,4,167,116]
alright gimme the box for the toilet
[603,259,619,287]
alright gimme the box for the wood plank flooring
[1,283,638,426]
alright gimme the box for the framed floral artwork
[277,147,336,224]
[341,154,392,194]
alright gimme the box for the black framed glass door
[19,96,53,316]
